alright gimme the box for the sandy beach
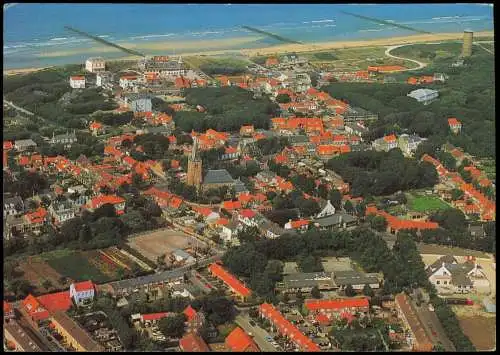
[3,30,493,75]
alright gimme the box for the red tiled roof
[4,301,12,314]
[365,205,439,231]
[225,146,238,154]
[223,200,242,210]
[239,209,256,219]
[208,263,251,298]
[73,280,94,292]
[70,76,85,80]
[315,313,331,325]
[448,117,461,126]
[179,333,210,352]
[141,312,174,322]
[383,134,397,143]
[305,298,369,311]
[90,195,125,209]
[215,218,229,226]
[259,303,320,352]
[3,141,13,150]
[89,121,103,130]
[290,219,310,229]
[225,326,260,352]
[184,305,197,321]
[37,291,72,313]
[25,208,47,224]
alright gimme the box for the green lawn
[408,195,451,213]
[45,251,113,284]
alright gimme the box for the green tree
[275,93,291,103]
[158,314,186,338]
[369,215,388,232]
[345,284,356,297]
[363,284,374,297]
[311,286,321,299]
[329,189,343,209]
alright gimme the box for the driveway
[411,298,456,351]
[235,313,278,352]
[384,45,428,71]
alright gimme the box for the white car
[428,304,435,312]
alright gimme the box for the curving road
[384,44,428,72]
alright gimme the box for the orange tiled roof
[290,219,310,229]
[383,134,397,143]
[90,195,125,209]
[225,326,260,352]
[223,200,242,211]
[448,118,461,126]
[3,141,13,150]
[209,263,251,297]
[179,333,210,352]
[305,297,369,311]
[183,305,197,321]
[25,208,47,224]
[259,303,320,352]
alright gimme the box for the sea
[3,3,494,70]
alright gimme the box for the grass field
[46,252,110,283]
[390,41,463,62]
[407,194,451,213]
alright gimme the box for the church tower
[187,136,203,189]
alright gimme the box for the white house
[69,76,86,89]
[221,220,242,246]
[426,255,486,294]
[237,209,259,227]
[172,249,195,264]
[69,280,95,306]
[85,57,106,73]
[407,88,439,105]
[96,72,113,87]
[317,200,336,219]
[119,75,139,90]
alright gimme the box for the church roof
[203,169,234,185]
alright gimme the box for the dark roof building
[203,169,235,185]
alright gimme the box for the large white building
[69,76,86,89]
[119,75,139,90]
[69,281,95,306]
[85,57,106,73]
[407,88,439,105]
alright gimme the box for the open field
[302,46,409,71]
[407,194,451,213]
[35,247,148,285]
[46,251,116,284]
[418,245,492,259]
[127,228,206,264]
[451,304,496,351]
[457,316,496,351]
[321,257,354,273]
[17,256,69,294]
[390,41,463,61]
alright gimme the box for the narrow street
[235,313,278,352]
[384,44,428,71]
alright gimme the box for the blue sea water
[3,3,494,69]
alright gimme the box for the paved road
[4,99,36,117]
[411,298,456,351]
[235,313,278,352]
[474,42,494,55]
[385,45,428,72]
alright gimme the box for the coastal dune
[4,30,494,75]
